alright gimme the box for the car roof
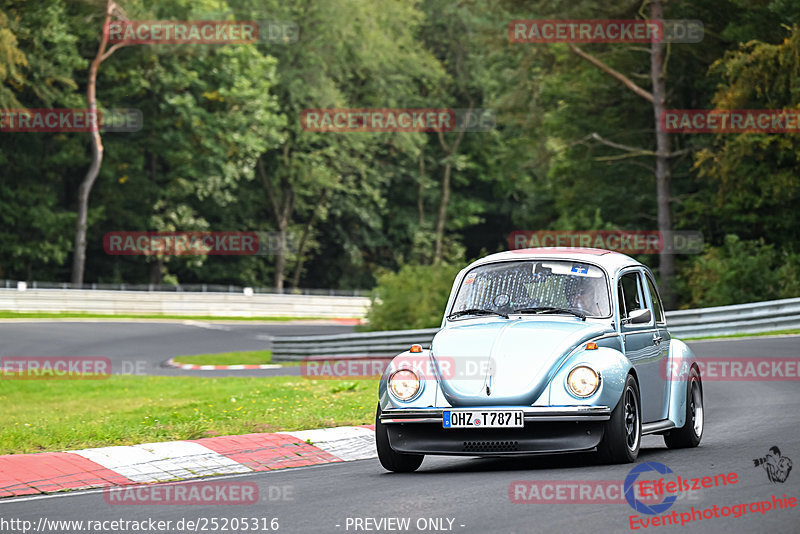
[463,247,643,275]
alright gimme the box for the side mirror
[624,308,651,325]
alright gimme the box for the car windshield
[450,260,611,318]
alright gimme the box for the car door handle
[652,334,663,345]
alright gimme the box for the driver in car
[568,278,600,315]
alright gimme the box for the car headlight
[567,366,599,397]
[389,369,420,400]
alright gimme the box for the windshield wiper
[512,306,587,321]
[448,308,509,320]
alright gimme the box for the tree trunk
[433,109,471,265]
[146,151,161,286]
[418,148,426,226]
[432,160,452,265]
[148,257,163,285]
[569,5,676,308]
[71,0,124,286]
[650,0,675,308]
[274,222,287,292]
[72,121,102,286]
[290,190,328,290]
[257,152,294,292]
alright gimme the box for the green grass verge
[0,375,376,455]
[0,311,349,322]
[172,350,275,366]
[682,328,800,341]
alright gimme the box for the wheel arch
[665,338,700,428]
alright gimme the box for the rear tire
[375,405,424,472]
[664,366,703,449]
[597,374,641,464]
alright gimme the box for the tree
[71,0,285,286]
[0,9,28,109]
[240,0,444,289]
[694,25,800,248]
[0,0,85,280]
[71,0,127,285]
[2,0,797,307]
[566,0,680,306]
[365,263,461,330]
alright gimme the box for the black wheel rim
[624,386,640,451]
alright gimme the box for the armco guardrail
[0,288,370,318]
[272,328,440,360]
[3,279,368,296]
[665,296,800,338]
[271,297,800,361]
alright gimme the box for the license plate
[442,410,524,428]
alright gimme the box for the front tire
[597,374,641,464]
[664,366,703,449]
[375,405,424,472]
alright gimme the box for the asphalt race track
[1,334,798,533]
[0,321,354,377]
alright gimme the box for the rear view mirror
[625,308,652,325]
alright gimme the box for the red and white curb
[0,425,376,498]
[164,358,282,370]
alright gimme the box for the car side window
[645,275,665,324]
[618,272,643,318]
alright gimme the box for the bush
[363,263,462,331]
[683,235,799,308]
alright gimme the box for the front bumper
[381,406,611,424]
[381,406,610,456]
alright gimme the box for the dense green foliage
[364,263,461,331]
[1,0,798,309]
[684,235,800,308]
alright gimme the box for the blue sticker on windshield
[571,264,589,274]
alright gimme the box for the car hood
[431,317,609,406]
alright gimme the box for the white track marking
[284,427,376,461]
[68,441,251,483]
[181,321,232,331]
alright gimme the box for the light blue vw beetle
[376,248,704,472]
